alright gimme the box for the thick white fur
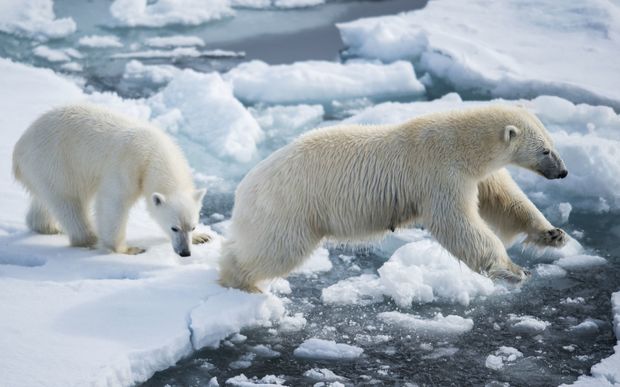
[220,105,567,292]
[12,104,209,255]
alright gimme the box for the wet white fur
[220,105,565,292]
[13,104,206,255]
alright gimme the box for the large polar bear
[220,105,568,292]
[13,104,211,256]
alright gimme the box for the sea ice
[293,338,363,360]
[378,312,474,336]
[0,0,76,40]
[78,35,123,48]
[337,0,620,108]
[224,60,425,105]
[109,0,233,27]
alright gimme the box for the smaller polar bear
[220,105,569,292]
[12,104,210,256]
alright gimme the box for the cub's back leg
[41,190,97,248]
[26,197,61,235]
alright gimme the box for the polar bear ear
[504,125,520,142]
[193,188,207,203]
[152,192,166,207]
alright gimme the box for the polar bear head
[150,189,206,256]
[501,107,568,180]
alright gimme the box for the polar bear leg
[26,197,61,235]
[478,169,567,248]
[44,194,97,247]
[426,194,525,281]
[95,184,142,255]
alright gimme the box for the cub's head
[500,106,568,180]
[149,189,206,257]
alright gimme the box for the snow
[0,0,76,41]
[78,35,123,48]
[226,374,286,386]
[109,0,234,27]
[322,230,498,308]
[0,58,283,387]
[378,312,474,336]
[224,60,425,105]
[33,45,72,62]
[293,338,363,360]
[146,35,205,47]
[485,347,523,370]
[337,0,620,109]
[344,93,620,211]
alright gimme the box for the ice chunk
[146,35,205,47]
[378,312,474,336]
[291,247,332,276]
[226,374,286,386]
[148,69,263,164]
[303,368,347,382]
[534,264,567,278]
[109,0,233,27]
[508,315,550,334]
[33,46,71,62]
[293,338,363,360]
[278,312,307,332]
[230,0,325,8]
[112,47,244,59]
[554,254,607,269]
[485,347,523,370]
[337,0,620,108]
[323,232,497,307]
[78,35,123,48]
[224,60,425,105]
[0,0,75,40]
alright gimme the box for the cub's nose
[179,250,191,257]
[559,169,568,179]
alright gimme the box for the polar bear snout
[538,150,568,180]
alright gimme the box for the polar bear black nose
[179,250,191,257]
[559,169,568,179]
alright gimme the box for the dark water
[143,211,619,386]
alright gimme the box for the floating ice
[378,312,474,336]
[78,35,123,48]
[146,35,205,47]
[337,0,620,108]
[0,0,76,40]
[113,47,244,59]
[224,60,425,105]
[508,315,550,334]
[303,368,347,382]
[291,247,332,276]
[230,0,325,8]
[32,45,72,62]
[485,347,523,370]
[554,255,607,270]
[109,0,233,27]
[293,338,363,360]
[226,374,286,386]
[323,230,497,308]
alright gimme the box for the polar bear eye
[542,149,550,155]
[171,226,180,232]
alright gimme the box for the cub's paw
[192,232,212,244]
[124,246,146,255]
[530,227,567,248]
[488,261,529,284]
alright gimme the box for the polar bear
[12,104,211,256]
[220,105,568,292]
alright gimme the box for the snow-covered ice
[0,0,76,40]
[508,315,551,334]
[146,35,205,47]
[109,0,234,27]
[485,347,523,370]
[78,35,123,48]
[0,58,283,387]
[337,0,620,109]
[293,338,363,360]
[224,60,425,105]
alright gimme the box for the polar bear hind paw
[192,232,212,244]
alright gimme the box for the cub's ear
[152,192,166,206]
[504,125,520,142]
[194,188,207,203]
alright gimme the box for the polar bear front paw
[530,227,567,248]
[192,233,212,244]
